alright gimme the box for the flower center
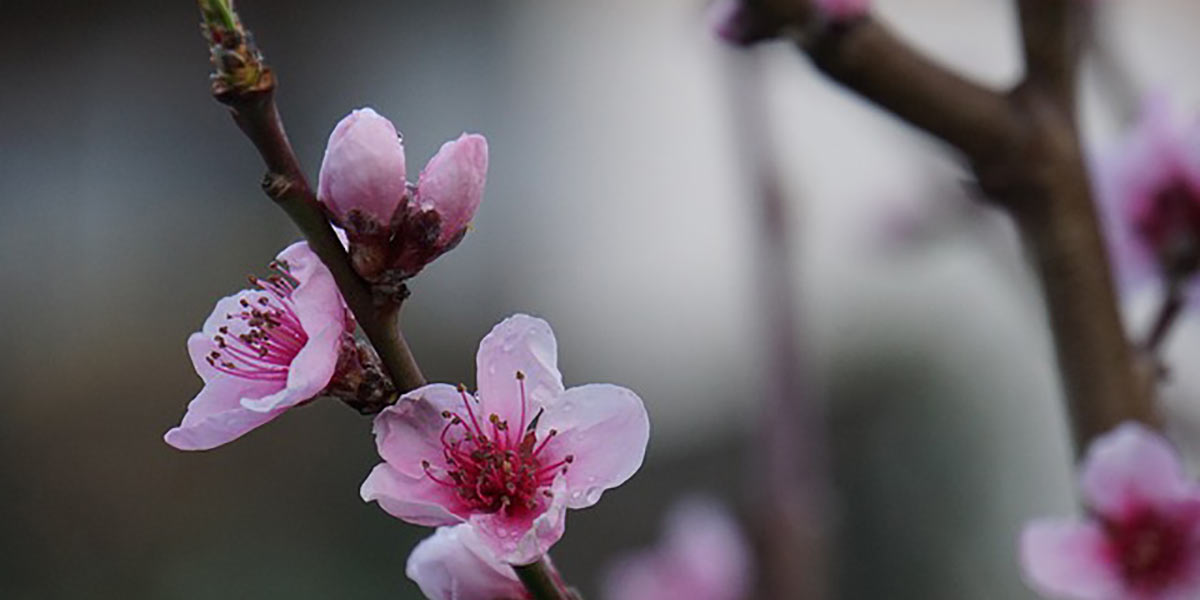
[1133,177,1200,276]
[422,374,571,517]
[1108,509,1189,592]
[205,261,307,382]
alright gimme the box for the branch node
[261,171,295,203]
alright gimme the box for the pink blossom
[1094,96,1200,293]
[318,108,408,228]
[406,525,531,600]
[602,497,751,600]
[361,314,650,565]
[164,241,352,451]
[1019,423,1200,599]
[417,133,489,247]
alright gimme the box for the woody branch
[738,0,1154,450]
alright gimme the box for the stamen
[534,429,558,456]
[420,385,567,518]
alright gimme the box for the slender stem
[513,558,571,600]
[196,3,426,399]
[1144,281,1184,354]
[725,52,831,600]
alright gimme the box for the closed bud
[416,133,489,246]
[318,108,408,232]
[318,108,490,287]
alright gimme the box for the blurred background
[3,0,1200,598]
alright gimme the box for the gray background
[2,0,1198,597]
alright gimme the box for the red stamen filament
[205,265,307,382]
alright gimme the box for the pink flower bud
[318,108,408,229]
[416,133,489,246]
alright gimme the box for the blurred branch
[1016,0,1088,108]
[804,20,1020,161]
[195,0,426,399]
[723,53,833,600]
[731,1,1154,447]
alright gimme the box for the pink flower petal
[317,107,407,226]
[1019,519,1123,600]
[470,478,569,565]
[406,525,528,600]
[371,384,466,477]
[359,463,465,527]
[475,314,564,435]
[1080,423,1193,519]
[163,375,287,451]
[537,384,649,509]
[239,242,345,412]
[239,322,342,413]
[277,240,346,335]
[417,133,489,246]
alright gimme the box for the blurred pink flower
[602,497,752,600]
[709,0,868,45]
[361,314,650,565]
[165,241,353,451]
[708,0,756,46]
[815,0,869,20]
[317,108,488,281]
[1094,96,1200,293]
[1020,423,1200,600]
[407,525,531,600]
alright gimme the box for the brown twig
[804,19,1021,161]
[196,0,426,399]
[733,0,1155,450]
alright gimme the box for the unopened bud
[318,108,408,231]
[416,133,489,246]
